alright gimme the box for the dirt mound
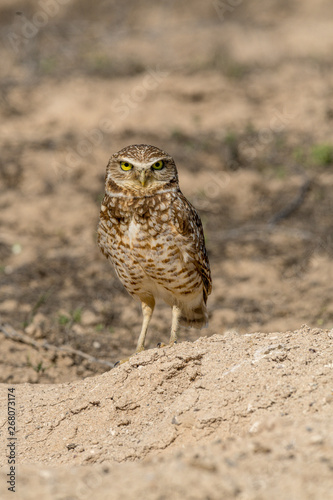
[1,326,333,498]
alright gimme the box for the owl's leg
[169,305,181,345]
[136,298,155,353]
[158,305,181,348]
[114,297,155,367]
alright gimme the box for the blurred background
[0,0,332,383]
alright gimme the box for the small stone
[12,243,22,255]
[322,394,333,405]
[25,313,48,338]
[0,299,18,312]
[81,310,99,326]
[66,443,77,450]
[117,419,131,427]
[251,440,272,454]
[72,324,84,335]
[310,434,324,445]
[247,403,254,414]
[92,300,106,313]
[270,350,287,362]
[249,421,261,434]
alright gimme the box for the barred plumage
[97,144,211,359]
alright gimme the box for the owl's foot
[157,341,177,348]
[114,347,145,367]
[113,358,129,367]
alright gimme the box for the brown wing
[171,192,212,301]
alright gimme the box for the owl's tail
[179,303,208,329]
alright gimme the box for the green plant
[35,361,45,373]
[72,307,82,323]
[58,307,82,327]
[39,57,58,75]
[32,290,52,315]
[58,314,71,326]
[24,289,52,327]
[311,144,333,166]
[26,356,46,373]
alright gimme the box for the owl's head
[106,144,179,194]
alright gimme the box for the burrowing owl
[98,144,211,358]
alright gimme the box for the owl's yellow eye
[120,161,133,171]
[151,160,164,170]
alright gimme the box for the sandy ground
[1,326,333,499]
[0,0,333,498]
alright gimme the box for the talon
[113,357,129,367]
[114,347,145,366]
[157,341,177,348]
[114,359,128,367]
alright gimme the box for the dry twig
[0,323,115,368]
[268,178,311,226]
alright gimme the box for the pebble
[0,299,18,312]
[310,434,324,445]
[25,313,48,339]
[81,310,100,326]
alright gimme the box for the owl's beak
[139,170,147,187]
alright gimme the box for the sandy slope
[1,326,333,499]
